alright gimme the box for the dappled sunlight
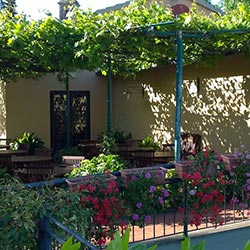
[142,74,249,153]
[143,83,175,145]
[183,75,250,152]
[0,81,6,138]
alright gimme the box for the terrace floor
[130,209,250,246]
[155,221,250,250]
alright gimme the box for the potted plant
[177,148,231,227]
[123,171,170,227]
[120,166,167,188]
[139,136,160,151]
[9,132,44,155]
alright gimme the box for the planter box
[66,173,117,190]
[175,160,219,179]
[174,160,193,179]
[221,154,241,171]
[120,166,167,188]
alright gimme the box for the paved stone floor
[149,222,250,250]
[129,210,250,250]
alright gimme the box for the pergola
[104,22,250,161]
[1,2,250,159]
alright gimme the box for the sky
[16,0,219,20]
[16,0,128,19]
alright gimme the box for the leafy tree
[222,0,250,11]
[0,0,249,82]
[0,0,16,15]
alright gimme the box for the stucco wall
[112,54,250,154]
[6,71,107,147]
[5,55,250,154]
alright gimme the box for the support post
[107,56,112,135]
[175,30,183,162]
[183,180,188,238]
[38,215,51,250]
[65,76,70,148]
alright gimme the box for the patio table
[11,155,52,170]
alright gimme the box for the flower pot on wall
[66,173,117,190]
[120,166,167,188]
[174,160,193,179]
[221,154,241,171]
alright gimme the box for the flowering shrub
[67,154,124,177]
[123,172,170,227]
[69,176,126,245]
[228,145,250,214]
[180,148,231,227]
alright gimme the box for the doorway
[50,91,90,151]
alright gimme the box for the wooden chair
[22,165,54,183]
[162,133,202,160]
[133,149,155,168]
[62,156,85,166]
[181,133,202,159]
[35,147,53,157]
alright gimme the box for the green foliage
[0,177,92,248]
[9,132,44,154]
[61,236,81,250]
[223,0,250,12]
[101,134,118,155]
[181,237,205,250]
[106,227,158,250]
[66,153,124,177]
[123,172,170,227]
[98,128,132,155]
[0,1,250,81]
[53,147,82,163]
[0,178,46,248]
[139,136,160,150]
[244,240,250,250]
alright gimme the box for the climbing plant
[0,0,249,82]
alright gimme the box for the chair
[62,156,85,166]
[23,164,54,183]
[133,149,155,168]
[181,133,202,159]
[35,147,53,157]
[162,133,202,160]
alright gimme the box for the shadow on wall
[0,81,6,137]
[144,75,250,153]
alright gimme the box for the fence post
[183,180,188,238]
[38,215,51,250]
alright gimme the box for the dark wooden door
[50,91,90,151]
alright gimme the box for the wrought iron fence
[6,169,250,248]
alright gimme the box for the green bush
[66,153,124,177]
[139,136,160,150]
[53,147,82,163]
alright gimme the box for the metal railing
[6,167,250,248]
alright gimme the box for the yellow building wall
[6,71,107,148]
[112,54,250,154]
[5,54,250,154]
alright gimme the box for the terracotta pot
[174,160,193,179]
[120,166,167,188]
[221,154,241,171]
[66,173,117,190]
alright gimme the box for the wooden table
[0,145,10,150]
[154,151,174,164]
[53,165,76,177]
[0,149,27,156]
[11,155,52,169]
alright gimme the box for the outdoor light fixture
[123,84,145,100]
